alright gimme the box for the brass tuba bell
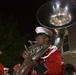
[36,0,76,29]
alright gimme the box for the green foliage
[0,12,29,69]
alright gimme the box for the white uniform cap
[4,67,9,71]
[35,26,53,36]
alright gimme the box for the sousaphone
[36,0,76,74]
[36,0,76,49]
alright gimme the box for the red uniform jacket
[0,63,4,75]
[34,45,63,75]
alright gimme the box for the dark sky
[0,0,47,37]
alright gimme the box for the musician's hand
[22,50,29,59]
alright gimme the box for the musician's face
[4,70,8,75]
[35,34,49,46]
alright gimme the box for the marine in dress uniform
[32,26,63,75]
[13,26,63,75]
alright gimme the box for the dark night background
[0,0,47,38]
